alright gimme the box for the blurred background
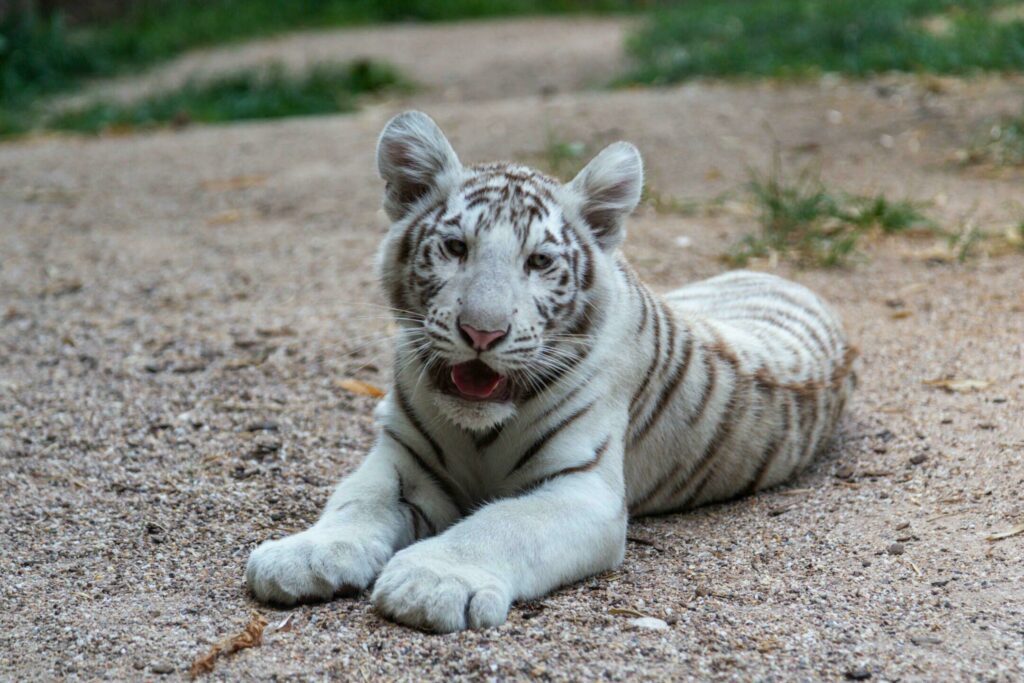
[3,1,1023,138]
[6,0,1022,260]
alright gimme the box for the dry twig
[190,612,269,678]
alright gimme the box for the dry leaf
[889,310,913,320]
[201,175,268,192]
[42,278,83,297]
[272,615,295,634]
[335,378,386,398]
[923,378,992,393]
[911,245,956,263]
[986,523,1024,542]
[256,325,296,337]
[206,210,243,226]
[190,612,268,678]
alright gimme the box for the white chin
[434,392,516,431]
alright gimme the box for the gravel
[2,18,1023,682]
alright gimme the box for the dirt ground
[2,17,1023,683]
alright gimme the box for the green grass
[1,0,644,137]
[541,133,590,178]
[966,113,1024,166]
[48,60,406,134]
[626,0,1024,84]
[728,157,934,267]
[88,0,642,67]
[1,1,641,107]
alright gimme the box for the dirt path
[55,17,632,110]
[2,18,1023,682]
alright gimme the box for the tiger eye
[527,253,552,270]
[445,239,468,258]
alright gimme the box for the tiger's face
[375,112,642,430]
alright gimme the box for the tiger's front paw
[371,541,512,632]
[246,526,391,606]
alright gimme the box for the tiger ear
[569,141,643,251]
[376,111,462,221]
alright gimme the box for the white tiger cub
[246,111,857,631]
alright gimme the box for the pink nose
[459,323,508,351]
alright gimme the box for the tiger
[246,111,857,632]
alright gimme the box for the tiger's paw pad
[246,528,388,606]
[372,547,511,632]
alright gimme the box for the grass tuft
[727,155,933,267]
[625,0,1024,85]
[965,114,1024,167]
[542,134,590,178]
[48,60,407,134]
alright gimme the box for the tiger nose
[459,322,508,351]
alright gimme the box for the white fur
[247,112,854,632]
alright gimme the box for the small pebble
[845,666,872,680]
[895,522,911,530]
[887,543,905,556]
[150,662,174,674]
[909,454,928,465]
[629,617,669,631]
[911,635,943,646]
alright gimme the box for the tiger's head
[375,111,643,431]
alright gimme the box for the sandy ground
[2,17,1024,683]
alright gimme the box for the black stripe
[628,290,662,417]
[623,267,650,334]
[473,426,502,450]
[675,465,717,511]
[668,357,750,510]
[686,349,718,427]
[629,459,687,516]
[745,326,809,379]
[736,292,835,353]
[526,377,588,425]
[628,330,695,448]
[725,306,832,360]
[580,240,595,291]
[796,382,824,467]
[510,401,594,474]
[395,383,447,469]
[520,304,596,403]
[397,201,441,264]
[396,468,438,539]
[740,396,792,497]
[384,428,464,514]
[516,436,611,496]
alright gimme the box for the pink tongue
[451,361,503,399]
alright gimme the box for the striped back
[623,270,856,515]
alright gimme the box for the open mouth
[445,360,511,402]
